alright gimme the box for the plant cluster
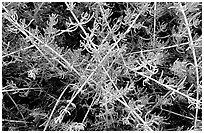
[2,2,202,131]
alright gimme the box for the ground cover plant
[2,2,202,131]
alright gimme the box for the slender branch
[179,3,201,129]
[2,87,46,93]
[153,2,157,46]
[161,108,201,122]
[2,44,35,58]
[82,93,98,123]
[126,38,201,55]
[43,84,71,131]
[135,70,201,104]
[2,119,32,123]
[5,92,28,127]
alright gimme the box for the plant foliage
[2,2,202,131]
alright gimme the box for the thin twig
[135,70,201,104]
[2,119,32,123]
[126,38,201,55]
[43,84,71,131]
[82,93,98,123]
[2,44,35,58]
[161,108,201,122]
[2,87,45,93]
[5,92,28,127]
[179,3,201,129]
[153,2,157,46]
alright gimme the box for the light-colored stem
[179,3,200,129]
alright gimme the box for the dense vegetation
[2,2,202,131]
